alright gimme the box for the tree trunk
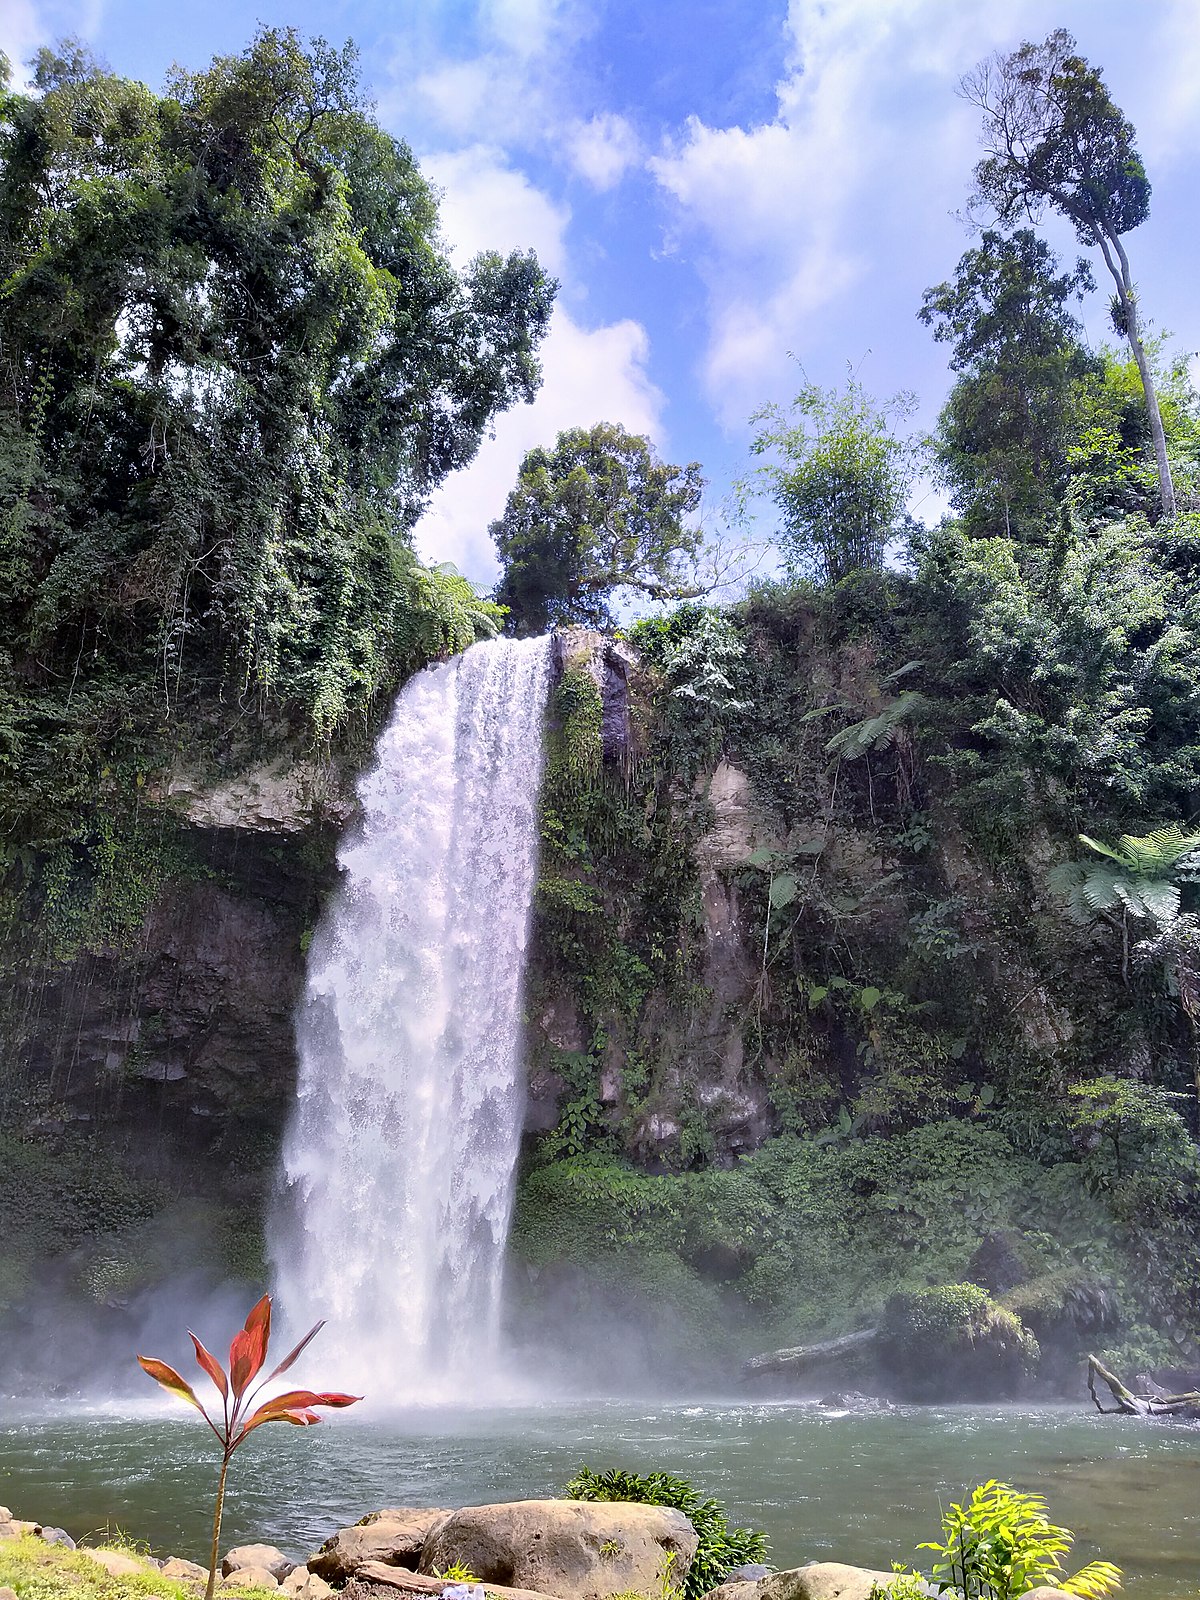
[1096,229,1176,519]
[1087,1354,1200,1418]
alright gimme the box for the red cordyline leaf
[229,1294,272,1398]
[238,1389,361,1441]
[137,1357,210,1420]
[264,1319,325,1385]
[189,1333,229,1401]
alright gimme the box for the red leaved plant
[139,1293,360,1600]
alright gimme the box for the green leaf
[859,986,882,1011]
[769,873,797,909]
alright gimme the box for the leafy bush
[913,1479,1120,1599]
[563,1467,768,1600]
[877,1285,1039,1400]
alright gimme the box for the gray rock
[704,1564,906,1600]
[40,1528,76,1549]
[725,1568,772,1584]
[219,1567,279,1590]
[281,1570,333,1600]
[309,1509,449,1583]
[224,1546,294,1581]
[419,1499,699,1600]
[162,1557,209,1583]
[82,1549,153,1578]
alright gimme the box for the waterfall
[271,636,552,1402]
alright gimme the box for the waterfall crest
[272,637,551,1401]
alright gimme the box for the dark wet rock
[818,1392,894,1412]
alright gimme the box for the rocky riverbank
[0,1500,1098,1600]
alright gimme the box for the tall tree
[961,30,1175,518]
[0,31,554,737]
[491,423,705,635]
[746,378,914,584]
[919,229,1097,534]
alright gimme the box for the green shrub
[913,1479,1120,1599]
[878,1284,1039,1399]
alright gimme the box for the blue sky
[4,0,1198,587]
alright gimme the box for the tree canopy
[745,378,915,584]
[962,29,1174,517]
[0,29,555,752]
[919,229,1097,534]
[491,423,705,635]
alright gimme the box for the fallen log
[1087,1354,1200,1419]
[742,1327,877,1378]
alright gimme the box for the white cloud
[414,310,663,582]
[413,138,662,583]
[421,145,571,277]
[390,0,594,149]
[648,0,1043,426]
[565,112,641,191]
[1138,0,1200,165]
[1,0,103,84]
[0,0,42,81]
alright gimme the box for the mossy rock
[877,1282,1039,1400]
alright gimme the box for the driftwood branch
[1087,1354,1200,1419]
[743,1328,877,1378]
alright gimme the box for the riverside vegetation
[0,24,1198,1408]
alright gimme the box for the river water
[2,1401,1197,1596]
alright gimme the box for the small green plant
[868,1574,928,1600]
[563,1466,768,1600]
[432,1563,480,1583]
[914,1480,1121,1598]
[139,1293,360,1600]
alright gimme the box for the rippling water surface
[3,1402,1198,1597]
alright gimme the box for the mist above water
[271,637,552,1402]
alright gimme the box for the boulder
[162,1557,210,1583]
[704,1565,906,1600]
[40,1528,76,1549]
[1020,1592,1076,1600]
[224,1546,295,1581]
[419,1500,698,1600]
[282,1570,334,1600]
[0,1585,16,1600]
[82,1549,154,1578]
[725,1568,772,1584]
[309,1510,449,1582]
[220,1566,280,1590]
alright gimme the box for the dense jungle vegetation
[507,34,1200,1385]
[1,26,1198,1393]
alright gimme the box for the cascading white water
[271,636,551,1402]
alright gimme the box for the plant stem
[206,1452,231,1600]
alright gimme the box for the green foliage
[562,1466,768,1600]
[0,26,550,812]
[0,1535,220,1600]
[492,423,705,634]
[878,1285,1039,1400]
[744,379,916,583]
[963,29,1173,514]
[913,1480,1121,1599]
[1048,825,1200,929]
[919,229,1098,534]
